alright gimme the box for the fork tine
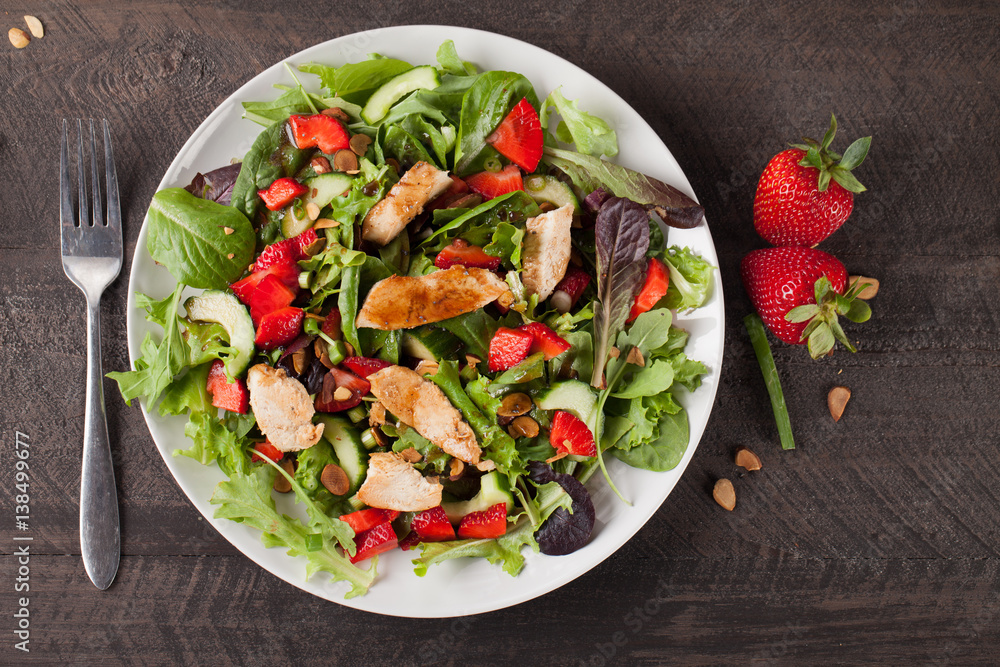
[76,119,90,228]
[60,119,75,229]
[89,120,104,227]
[103,119,121,232]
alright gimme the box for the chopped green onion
[743,314,795,450]
[327,340,347,366]
[524,175,545,192]
[484,156,502,173]
[346,405,367,424]
[304,533,324,552]
[298,271,311,290]
[347,493,366,512]
[360,428,379,450]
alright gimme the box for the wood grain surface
[2,0,999,664]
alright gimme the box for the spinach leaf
[610,410,689,472]
[422,190,539,247]
[146,188,254,289]
[436,310,500,361]
[381,124,436,171]
[539,87,618,158]
[454,71,539,174]
[399,114,450,167]
[299,58,413,105]
[436,40,477,75]
[611,359,675,399]
[241,87,316,127]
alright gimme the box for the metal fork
[60,119,122,590]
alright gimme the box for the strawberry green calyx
[785,276,872,358]
[789,113,872,194]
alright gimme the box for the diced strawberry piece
[427,175,469,211]
[411,506,456,542]
[315,366,371,412]
[628,257,670,322]
[434,239,502,271]
[487,327,535,372]
[230,261,300,305]
[397,530,422,551]
[258,177,308,211]
[457,502,508,539]
[549,410,597,457]
[486,98,544,172]
[340,508,400,535]
[254,307,304,350]
[349,521,398,564]
[205,359,249,414]
[517,322,571,360]
[321,309,342,339]
[288,114,351,155]
[251,440,284,463]
[550,266,592,313]
[341,356,393,379]
[465,164,523,201]
[249,274,298,326]
[254,228,319,272]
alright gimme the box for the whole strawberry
[741,246,871,358]
[754,114,871,247]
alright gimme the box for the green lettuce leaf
[540,87,618,158]
[436,40,477,76]
[659,246,714,312]
[610,410,689,471]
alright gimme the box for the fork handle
[81,297,120,590]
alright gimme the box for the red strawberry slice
[341,356,393,379]
[254,307,304,350]
[254,228,319,272]
[340,508,401,535]
[517,322,571,360]
[251,440,284,463]
[230,261,300,305]
[321,308,342,339]
[488,327,535,372]
[487,97,543,172]
[315,366,371,412]
[434,239,502,271]
[349,521,398,564]
[289,114,351,155]
[258,177,308,211]
[550,266,591,313]
[628,257,670,322]
[457,502,508,539]
[465,164,523,201]
[411,506,456,542]
[249,274,298,326]
[397,530,422,551]
[205,359,249,414]
[549,410,597,457]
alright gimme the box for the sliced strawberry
[230,261,300,305]
[434,239,502,271]
[550,266,592,313]
[457,502,508,539]
[427,175,469,211]
[487,97,543,172]
[465,164,523,201]
[517,322,571,360]
[341,356,393,379]
[321,308,342,339]
[254,228,319,272]
[340,508,401,535]
[315,366,371,412]
[628,257,670,322]
[549,410,597,457]
[249,274,298,326]
[251,440,284,463]
[258,177,308,211]
[397,530,422,551]
[411,506,456,542]
[289,114,351,155]
[349,521,398,564]
[487,327,535,372]
[205,359,249,414]
[254,307,304,350]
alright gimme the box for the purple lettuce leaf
[527,462,596,556]
[185,163,243,206]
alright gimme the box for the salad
[112,40,715,598]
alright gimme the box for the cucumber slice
[402,327,463,361]
[317,415,368,493]
[281,172,355,238]
[361,65,441,124]
[533,379,598,425]
[523,174,581,215]
[183,290,255,376]
[441,471,514,522]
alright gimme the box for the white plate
[127,25,724,617]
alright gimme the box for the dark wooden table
[2,1,998,664]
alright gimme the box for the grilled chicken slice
[361,161,453,246]
[521,203,574,301]
[356,266,513,330]
[357,452,443,512]
[246,364,324,452]
[368,365,482,464]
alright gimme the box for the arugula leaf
[421,190,539,247]
[454,71,539,174]
[436,40,477,76]
[299,58,413,105]
[544,147,705,229]
[659,246,714,311]
[326,158,393,226]
[540,87,618,158]
[294,439,342,514]
[300,241,367,309]
[145,189,254,290]
[338,264,362,354]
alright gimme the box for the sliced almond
[508,415,540,439]
[302,238,325,256]
[626,347,646,367]
[465,354,482,367]
[223,226,235,235]
[320,464,350,496]
[8,28,29,49]
[305,202,321,221]
[349,133,372,156]
[734,446,762,471]
[291,346,309,375]
[311,156,332,175]
[415,359,439,376]
[333,386,353,402]
[226,253,235,260]
[398,447,422,463]
[321,107,350,122]
[371,426,391,448]
[24,16,43,39]
[608,347,620,359]
[828,386,851,422]
[334,149,359,173]
[849,275,880,300]
[274,459,295,493]
[314,218,340,229]
[498,392,533,418]
[475,459,497,472]
[448,458,465,481]
[713,478,736,511]
[545,450,569,464]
